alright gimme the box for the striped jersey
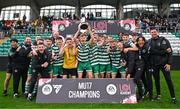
[109,48,122,68]
[77,43,90,62]
[51,44,63,66]
[122,40,134,48]
[98,44,110,65]
[89,44,99,66]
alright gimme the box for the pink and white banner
[119,20,136,32]
[51,20,72,32]
[51,20,136,36]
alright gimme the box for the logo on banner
[51,20,71,32]
[119,84,131,95]
[58,24,65,31]
[106,84,117,95]
[42,84,53,95]
[53,85,63,94]
[93,21,107,33]
[119,20,135,32]
[124,23,131,31]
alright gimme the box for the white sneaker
[13,93,19,98]
[27,93,32,101]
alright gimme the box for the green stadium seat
[0,53,3,56]
[30,34,36,37]
[13,34,19,37]
[3,44,9,48]
[0,49,4,53]
[3,48,8,50]
[16,36,21,39]
[22,34,27,37]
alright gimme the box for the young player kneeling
[27,43,51,101]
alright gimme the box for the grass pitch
[0,71,180,109]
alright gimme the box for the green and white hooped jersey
[51,44,63,66]
[122,40,134,48]
[109,48,121,68]
[89,44,99,66]
[77,43,90,62]
[98,44,110,65]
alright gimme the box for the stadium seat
[1,32,179,56]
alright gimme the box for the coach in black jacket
[134,36,149,101]
[148,28,176,104]
[12,36,32,97]
[27,43,51,101]
[3,38,18,96]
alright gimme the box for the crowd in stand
[135,12,180,32]
[1,12,180,39]
[0,14,82,38]
[0,16,53,37]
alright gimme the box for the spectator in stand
[23,15,27,24]
[176,21,180,32]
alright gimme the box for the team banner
[51,20,135,37]
[36,78,137,104]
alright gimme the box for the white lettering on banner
[95,30,107,33]
[120,91,131,95]
[53,85,63,94]
[119,84,131,95]
[68,91,100,98]
[68,82,100,99]
[78,82,92,89]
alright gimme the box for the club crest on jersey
[162,40,167,45]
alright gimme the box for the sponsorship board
[51,20,135,37]
[36,78,137,104]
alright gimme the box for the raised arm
[124,43,138,53]
[73,28,80,39]
[59,42,66,56]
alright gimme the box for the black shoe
[13,93,19,98]
[27,93,33,101]
[137,96,144,102]
[2,90,7,96]
[23,93,28,98]
[171,98,177,104]
[32,93,37,97]
[149,96,154,101]
[144,91,149,97]
[154,95,161,100]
